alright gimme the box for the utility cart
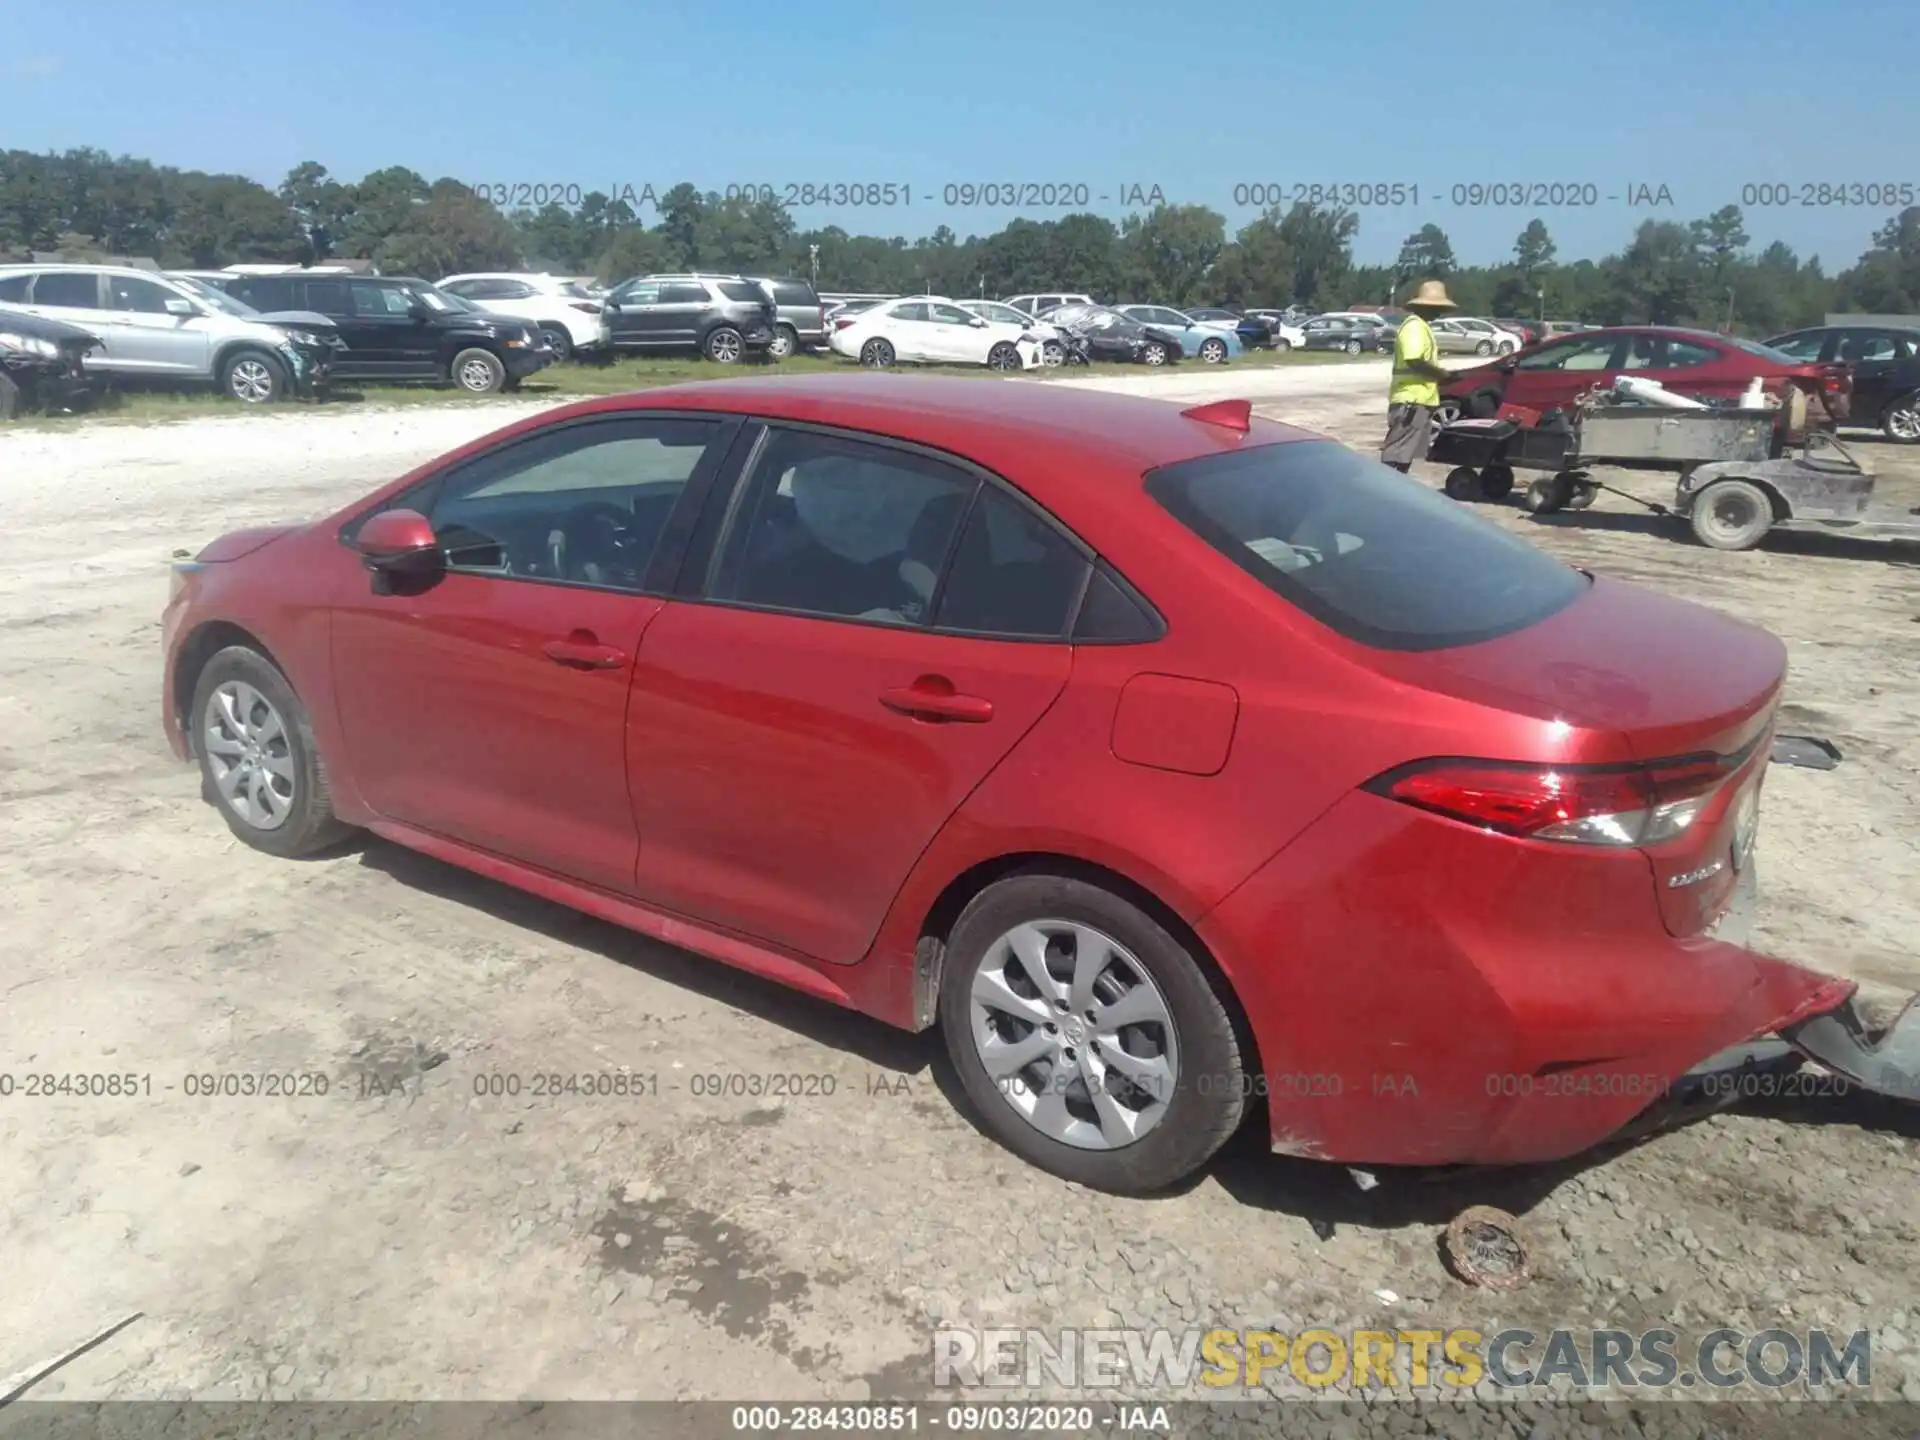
[1431,403,1920,551]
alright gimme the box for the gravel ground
[1,366,1917,1435]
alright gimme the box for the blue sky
[6,0,1916,269]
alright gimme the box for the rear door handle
[543,637,627,669]
[879,684,993,724]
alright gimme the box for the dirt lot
[2,367,1917,1427]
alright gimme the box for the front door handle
[880,681,993,724]
[542,636,627,669]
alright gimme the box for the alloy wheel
[708,330,742,363]
[968,919,1179,1151]
[458,357,496,391]
[203,680,296,830]
[1142,344,1166,366]
[229,358,275,403]
[769,328,795,359]
[1887,399,1920,442]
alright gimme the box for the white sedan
[958,299,1069,365]
[437,273,610,361]
[828,296,1044,370]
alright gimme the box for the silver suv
[0,264,340,403]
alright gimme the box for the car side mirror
[603,299,621,313]
[164,298,197,317]
[970,316,988,328]
[353,509,442,578]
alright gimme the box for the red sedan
[161,374,1876,1193]
[1439,325,1850,425]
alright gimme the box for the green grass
[3,345,1371,430]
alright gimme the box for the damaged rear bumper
[1780,995,1920,1102]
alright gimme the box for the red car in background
[1439,325,1851,427]
[161,374,1906,1194]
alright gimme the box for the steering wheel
[555,501,644,586]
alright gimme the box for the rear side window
[717,281,767,303]
[30,273,100,308]
[232,277,296,310]
[0,274,27,301]
[933,487,1089,638]
[1145,440,1586,651]
[768,281,817,305]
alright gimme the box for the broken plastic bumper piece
[1780,995,1920,1103]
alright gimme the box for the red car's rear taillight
[1366,754,1739,846]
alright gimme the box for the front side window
[711,430,977,627]
[424,418,725,587]
[1839,332,1900,363]
[1146,439,1585,651]
[108,275,182,313]
[0,274,28,301]
[350,282,412,317]
[661,282,711,305]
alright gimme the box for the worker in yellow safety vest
[1379,279,1456,473]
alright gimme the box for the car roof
[537,373,1316,486]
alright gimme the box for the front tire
[451,348,505,394]
[190,646,354,858]
[1344,338,1362,355]
[1273,337,1292,352]
[221,348,288,404]
[938,873,1247,1195]
[1040,340,1065,367]
[1475,339,1494,356]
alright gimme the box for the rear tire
[1344,338,1362,355]
[938,873,1246,1195]
[190,646,354,858]
[1199,337,1229,364]
[1690,479,1773,550]
[539,325,573,363]
[703,326,745,363]
[769,324,798,360]
[451,348,505,394]
[860,338,895,368]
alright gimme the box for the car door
[653,281,710,348]
[878,300,937,361]
[1834,329,1908,421]
[1639,335,1741,400]
[328,413,738,892]
[606,280,661,348]
[924,301,992,363]
[624,425,1079,964]
[101,272,214,376]
[21,272,120,371]
[348,281,440,377]
[1502,333,1624,409]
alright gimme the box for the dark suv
[602,274,778,363]
[222,273,551,393]
[746,276,826,357]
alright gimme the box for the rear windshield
[718,281,769,303]
[1145,440,1586,651]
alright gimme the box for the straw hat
[1405,279,1456,310]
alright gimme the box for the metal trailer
[1430,404,1920,550]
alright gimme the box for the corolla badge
[1669,859,1726,889]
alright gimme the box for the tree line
[4,149,1919,334]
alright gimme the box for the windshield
[1146,439,1585,651]
[171,275,259,317]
